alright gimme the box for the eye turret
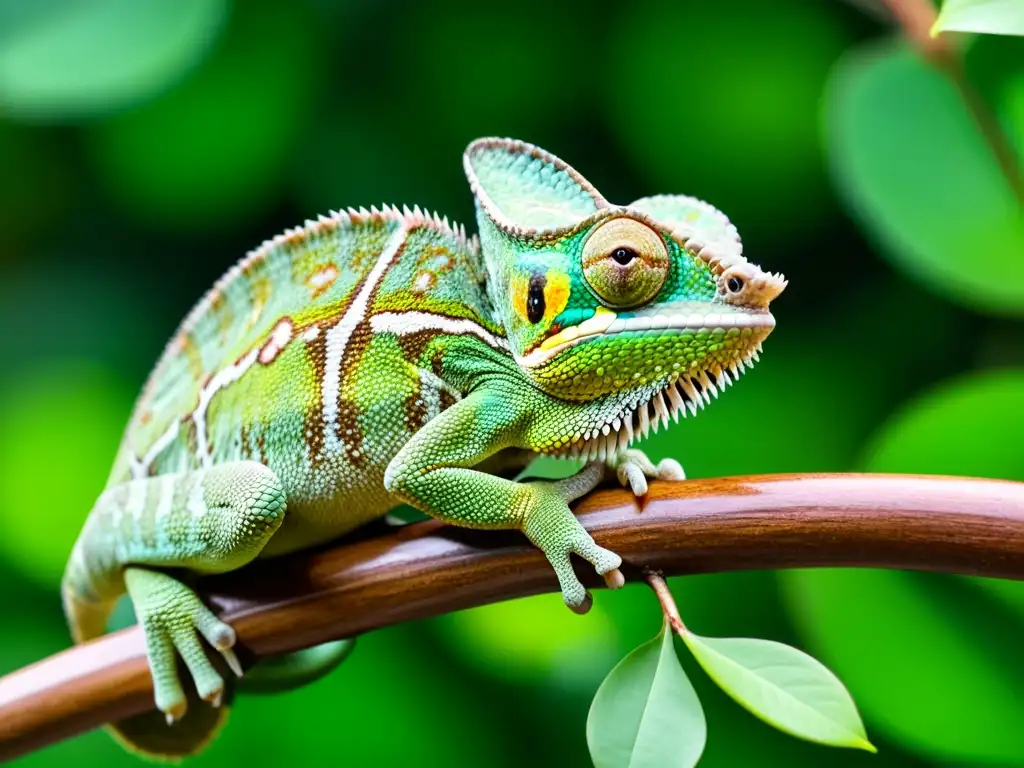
[581,218,669,308]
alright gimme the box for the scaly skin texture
[61,138,786,759]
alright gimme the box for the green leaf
[587,623,706,768]
[825,42,1024,316]
[782,568,1024,764]
[0,0,229,122]
[933,0,1024,37]
[680,632,874,752]
[776,368,1024,764]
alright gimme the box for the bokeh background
[2,0,1023,766]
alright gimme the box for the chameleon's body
[62,139,785,759]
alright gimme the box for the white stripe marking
[118,480,147,561]
[417,367,460,417]
[193,347,260,468]
[130,421,181,480]
[370,311,509,351]
[322,225,408,449]
[185,474,208,545]
[106,486,126,534]
[154,474,175,552]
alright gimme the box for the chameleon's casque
[62,138,785,759]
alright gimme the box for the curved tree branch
[3,472,1024,762]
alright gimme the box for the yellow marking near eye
[540,306,617,351]
[511,273,530,323]
[543,270,570,322]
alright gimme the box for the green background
[1,0,1023,765]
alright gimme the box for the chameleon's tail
[107,697,231,761]
[60,581,115,645]
[239,639,356,694]
[62,536,230,760]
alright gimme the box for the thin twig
[938,57,1024,205]
[2,472,1024,762]
[880,0,1024,204]
[879,0,953,61]
[645,570,686,634]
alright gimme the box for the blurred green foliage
[827,41,1024,315]
[0,0,1022,766]
[0,0,228,121]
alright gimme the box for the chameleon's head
[464,138,786,456]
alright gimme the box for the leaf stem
[879,0,1024,205]
[645,569,687,635]
[939,55,1024,205]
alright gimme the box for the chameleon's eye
[581,217,669,308]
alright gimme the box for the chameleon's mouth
[547,340,764,461]
[518,302,775,369]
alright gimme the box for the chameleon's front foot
[608,449,686,497]
[124,567,243,723]
[523,462,623,614]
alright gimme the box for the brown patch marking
[335,397,366,469]
[177,332,205,380]
[209,289,234,345]
[256,429,268,466]
[439,388,459,413]
[302,327,328,467]
[396,329,436,367]
[331,235,410,469]
[306,263,339,299]
[181,416,200,470]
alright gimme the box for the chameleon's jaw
[518,301,776,370]
[547,339,766,462]
[518,300,777,460]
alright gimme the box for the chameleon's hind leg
[62,460,285,757]
[607,449,686,497]
[124,567,243,720]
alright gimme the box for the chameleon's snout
[719,263,787,311]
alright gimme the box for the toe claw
[603,567,625,589]
[221,646,244,679]
[164,701,187,726]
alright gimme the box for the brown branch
[3,473,1024,762]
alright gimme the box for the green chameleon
[62,138,786,759]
